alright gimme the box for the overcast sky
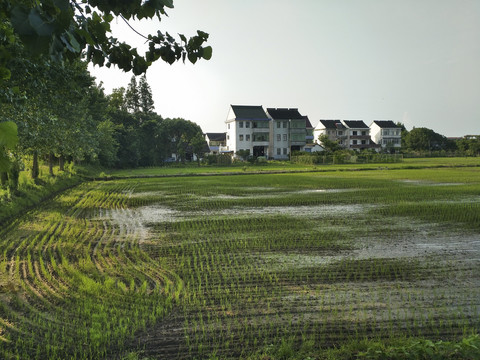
[89,0,480,137]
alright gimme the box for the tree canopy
[1,0,212,80]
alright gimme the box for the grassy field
[0,158,479,359]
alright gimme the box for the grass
[0,158,479,359]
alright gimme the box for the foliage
[318,134,342,153]
[236,149,250,160]
[0,120,18,172]
[138,74,154,114]
[405,127,456,151]
[358,334,480,360]
[1,0,212,78]
[456,136,480,156]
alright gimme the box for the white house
[205,133,227,154]
[370,120,402,150]
[313,120,348,148]
[225,105,271,158]
[343,120,378,151]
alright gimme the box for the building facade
[225,105,310,159]
[370,120,402,150]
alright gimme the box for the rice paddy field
[1,160,480,359]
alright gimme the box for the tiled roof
[319,120,346,129]
[303,116,313,129]
[267,108,303,120]
[231,105,269,120]
[373,120,398,128]
[343,120,369,129]
[205,133,226,141]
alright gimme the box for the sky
[88,0,480,137]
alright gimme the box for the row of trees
[1,0,212,194]
[0,53,205,193]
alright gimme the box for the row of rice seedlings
[134,172,480,358]
[0,181,178,359]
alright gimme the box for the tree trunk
[0,172,8,188]
[32,151,39,179]
[59,155,65,172]
[49,153,54,176]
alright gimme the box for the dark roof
[303,116,313,129]
[205,132,226,142]
[343,120,369,129]
[319,120,346,129]
[266,108,303,120]
[373,120,399,128]
[231,105,269,120]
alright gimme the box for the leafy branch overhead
[2,0,212,76]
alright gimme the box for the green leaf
[202,46,212,60]
[0,121,19,148]
[11,6,34,36]
[159,0,174,8]
[28,9,55,37]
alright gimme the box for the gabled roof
[205,133,226,142]
[373,120,399,128]
[267,108,303,120]
[343,120,369,129]
[303,116,313,129]
[319,120,346,129]
[231,105,269,120]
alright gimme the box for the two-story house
[370,120,402,150]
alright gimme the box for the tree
[457,136,480,156]
[318,134,342,153]
[158,118,203,163]
[405,127,453,151]
[0,121,18,188]
[1,0,212,155]
[191,133,207,166]
[125,76,140,113]
[139,74,155,114]
[108,87,127,112]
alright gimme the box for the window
[283,134,287,141]
[352,140,357,145]
[361,140,366,145]
[283,121,287,128]
[277,148,281,155]
[228,124,230,129]
[277,121,281,128]
[239,121,243,128]
[245,121,250,128]
[253,121,269,129]
[352,131,357,136]
[246,134,250,141]
[227,135,229,140]
[253,133,269,142]
[277,134,281,141]
[239,135,244,141]
[361,131,367,136]
[338,131,343,136]
[283,148,288,155]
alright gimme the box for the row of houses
[205,105,402,160]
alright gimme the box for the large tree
[405,127,454,151]
[138,74,154,114]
